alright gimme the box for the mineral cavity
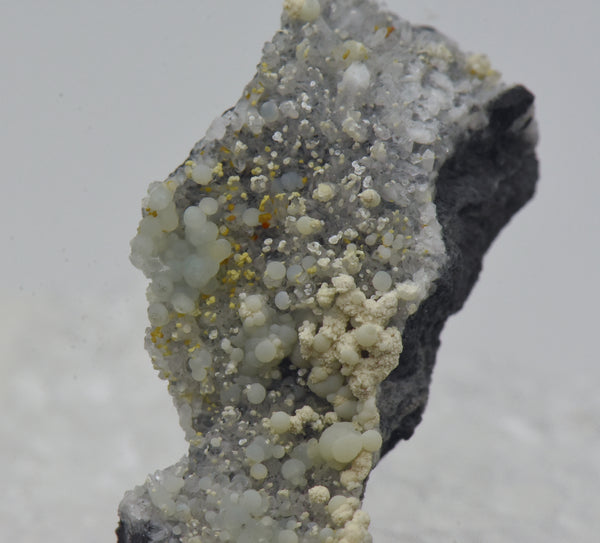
[118,1,538,542]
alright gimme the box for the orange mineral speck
[259,213,272,228]
[386,26,396,38]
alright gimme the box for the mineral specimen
[118,1,538,541]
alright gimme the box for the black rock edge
[377,85,538,457]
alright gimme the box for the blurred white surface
[1,1,598,542]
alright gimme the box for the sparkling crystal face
[122,1,503,541]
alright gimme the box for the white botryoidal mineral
[120,0,510,541]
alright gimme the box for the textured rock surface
[118,1,538,542]
[378,85,538,454]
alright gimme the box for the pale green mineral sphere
[312,333,332,353]
[327,495,347,515]
[171,292,195,314]
[274,291,291,310]
[255,339,277,363]
[148,302,169,326]
[247,383,267,404]
[281,458,305,481]
[240,489,263,515]
[250,463,268,480]
[199,197,219,216]
[331,432,362,463]
[242,208,260,227]
[355,323,378,347]
[148,185,172,210]
[372,270,392,291]
[361,429,383,452]
[183,255,219,288]
[270,411,291,433]
[191,163,212,185]
[260,100,280,123]
[183,206,206,229]
[245,442,266,463]
[207,239,232,262]
[296,216,315,235]
[245,294,263,312]
[286,264,303,282]
[266,261,287,280]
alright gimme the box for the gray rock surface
[118,1,538,541]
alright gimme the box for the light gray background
[1,1,598,542]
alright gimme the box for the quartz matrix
[118,1,538,542]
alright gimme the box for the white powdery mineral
[121,1,504,541]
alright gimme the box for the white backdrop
[1,1,598,542]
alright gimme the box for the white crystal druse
[122,1,502,541]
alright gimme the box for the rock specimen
[118,1,538,541]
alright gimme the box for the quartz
[117,1,538,541]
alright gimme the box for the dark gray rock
[378,85,538,455]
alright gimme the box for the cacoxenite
[118,1,538,542]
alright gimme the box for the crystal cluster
[118,1,538,542]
